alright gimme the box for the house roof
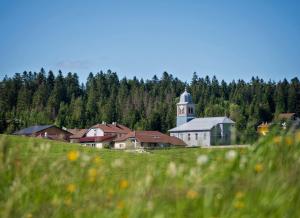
[13,125,54,135]
[278,113,296,120]
[169,117,235,132]
[115,131,186,146]
[69,129,88,139]
[90,123,131,134]
[79,135,116,143]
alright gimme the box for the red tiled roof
[278,113,296,120]
[115,131,186,146]
[79,135,116,143]
[69,129,88,139]
[90,123,131,134]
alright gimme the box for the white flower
[197,155,209,165]
[225,150,237,161]
[166,161,177,177]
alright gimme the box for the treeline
[0,68,300,143]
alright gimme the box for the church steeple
[176,88,195,127]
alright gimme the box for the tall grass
[0,131,300,218]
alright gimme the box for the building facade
[169,89,235,146]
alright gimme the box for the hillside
[0,133,300,217]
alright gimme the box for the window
[195,133,198,140]
[204,132,207,140]
[188,133,191,141]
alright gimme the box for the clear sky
[0,0,299,83]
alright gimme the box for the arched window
[188,133,191,141]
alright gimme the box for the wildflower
[234,201,245,209]
[67,150,79,161]
[285,136,293,146]
[117,200,125,209]
[67,183,76,193]
[166,161,177,177]
[235,191,244,199]
[273,136,281,144]
[255,163,264,173]
[26,213,33,218]
[196,155,209,165]
[119,179,129,189]
[88,168,97,183]
[225,150,237,161]
[186,190,198,199]
[93,156,101,165]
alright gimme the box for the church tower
[176,88,195,127]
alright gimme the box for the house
[114,131,186,149]
[78,122,131,148]
[13,125,72,141]
[168,89,235,146]
[277,113,298,121]
[68,129,88,143]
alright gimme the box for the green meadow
[0,132,300,218]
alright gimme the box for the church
[168,88,235,146]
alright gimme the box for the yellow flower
[234,201,245,209]
[255,163,264,173]
[93,156,102,165]
[119,179,129,189]
[285,136,293,146]
[88,168,97,183]
[235,191,244,199]
[26,213,33,218]
[117,200,125,209]
[67,150,79,161]
[67,183,76,193]
[273,136,281,144]
[186,190,198,199]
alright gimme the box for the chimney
[112,122,117,126]
[102,121,106,125]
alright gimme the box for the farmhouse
[68,129,88,143]
[78,122,131,148]
[114,131,186,149]
[13,125,72,141]
[168,89,235,146]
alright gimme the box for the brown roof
[115,131,186,146]
[91,123,131,134]
[278,113,296,120]
[69,129,88,139]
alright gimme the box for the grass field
[1,131,300,218]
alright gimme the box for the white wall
[86,128,104,137]
[170,131,211,146]
[115,142,126,149]
[82,142,103,148]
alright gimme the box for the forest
[0,68,299,143]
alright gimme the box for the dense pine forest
[0,68,299,143]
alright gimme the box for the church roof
[179,88,193,104]
[169,117,235,132]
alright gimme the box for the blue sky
[0,0,299,83]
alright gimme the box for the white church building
[168,88,235,146]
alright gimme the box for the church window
[195,133,198,140]
[188,133,190,141]
[204,132,207,140]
